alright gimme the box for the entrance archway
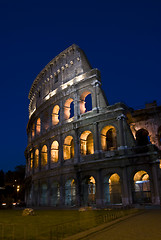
[82,176,96,205]
[133,170,151,203]
[104,173,122,204]
[65,179,76,206]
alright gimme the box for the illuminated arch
[36,118,41,135]
[32,124,35,138]
[136,128,150,146]
[133,170,151,203]
[64,98,74,120]
[80,91,92,114]
[51,141,59,163]
[30,151,33,170]
[80,131,94,155]
[52,105,60,125]
[104,173,122,204]
[41,145,48,166]
[34,149,39,168]
[63,136,74,160]
[65,179,76,206]
[43,112,49,131]
[101,125,117,151]
[82,176,96,205]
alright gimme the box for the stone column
[96,170,103,207]
[152,162,160,205]
[74,91,79,120]
[48,143,51,170]
[93,122,101,154]
[117,114,127,150]
[91,80,101,113]
[74,128,80,163]
[122,168,130,206]
[59,134,64,166]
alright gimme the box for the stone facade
[25,44,161,207]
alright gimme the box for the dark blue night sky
[0,0,161,172]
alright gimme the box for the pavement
[64,209,161,240]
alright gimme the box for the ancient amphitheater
[25,44,161,207]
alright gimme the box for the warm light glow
[51,141,59,162]
[34,149,39,168]
[80,91,91,114]
[36,118,41,135]
[17,185,20,192]
[52,105,60,125]
[32,124,35,138]
[30,152,33,169]
[160,160,161,168]
[63,136,74,160]
[64,98,74,120]
[80,131,94,155]
[41,145,48,166]
[101,125,117,151]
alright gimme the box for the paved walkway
[81,209,161,240]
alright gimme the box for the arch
[34,149,39,169]
[41,145,48,166]
[104,173,122,205]
[158,126,161,145]
[32,124,35,138]
[82,176,96,205]
[133,170,151,203]
[50,182,60,206]
[52,105,60,125]
[30,151,33,170]
[65,179,76,206]
[36,118,41,135]
[80,131,94,155]
[101,125,117,151]
[136,128,150,146]
[80,91,92,114]
[51,141,59,163]
[64,98,74,120]
[43,112,50,131]
[63,136,74,160]
[40,183,48,206]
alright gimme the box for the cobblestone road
[81,210,161,240]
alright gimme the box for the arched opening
[82,176,96,205]
[32,124,35,138]
[36,118,41,135]
[63,136,74,160]
[40,183,48,206]
[133,170,151,203]
[41,145,48,166]
[64,98,74,120]
[101,126,117,151]
[136,129,150,146]
[51,141,59,163]
[80,131,94,155]
[158,126,161,146]
[80,91,92,114]
[34,149,39,169]
[52,105,60,125]
[43,112,50,131]
[30,151,33,170]
[50,182,60,206]
[65,179,76,206]
[104,173,122,205]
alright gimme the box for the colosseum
[25,44,161,207]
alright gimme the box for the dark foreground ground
[70,209,161,240]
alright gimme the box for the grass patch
[0,208,138,239]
